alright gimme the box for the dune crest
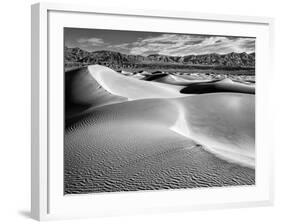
[88,65,184,100]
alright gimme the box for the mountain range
[65,46,255,69]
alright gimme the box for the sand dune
[180,78,255,94]
[65,68,127,118]
[147,73,215,86]
[171,94,255,167]
[64,65,255,194]
[88,65,183,100]
[143,73,255,94]
[65,96,254,194]
[84,66,255,167]
[88,65,255,98]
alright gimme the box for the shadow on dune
[180,78,255,94]
[141,74,168,81]
[65,67,127,119]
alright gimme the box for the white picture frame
[31,2,274,221]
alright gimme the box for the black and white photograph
[64,28,255,195]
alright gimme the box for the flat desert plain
[64,65,255,194]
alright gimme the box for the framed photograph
[31,2,274,221]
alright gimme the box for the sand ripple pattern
[65,98,255,194]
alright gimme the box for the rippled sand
[64,65,255,194]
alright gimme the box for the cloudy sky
[65,28,255,56]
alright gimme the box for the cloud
[75,37,106,50]
[163,36,255,56]
[77,37,105,45]
[125,34,255,56]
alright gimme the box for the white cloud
[77,37,105,46]
[122,34,255,56]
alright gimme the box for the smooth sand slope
[171,94,255,167]
[64,65,255,194]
